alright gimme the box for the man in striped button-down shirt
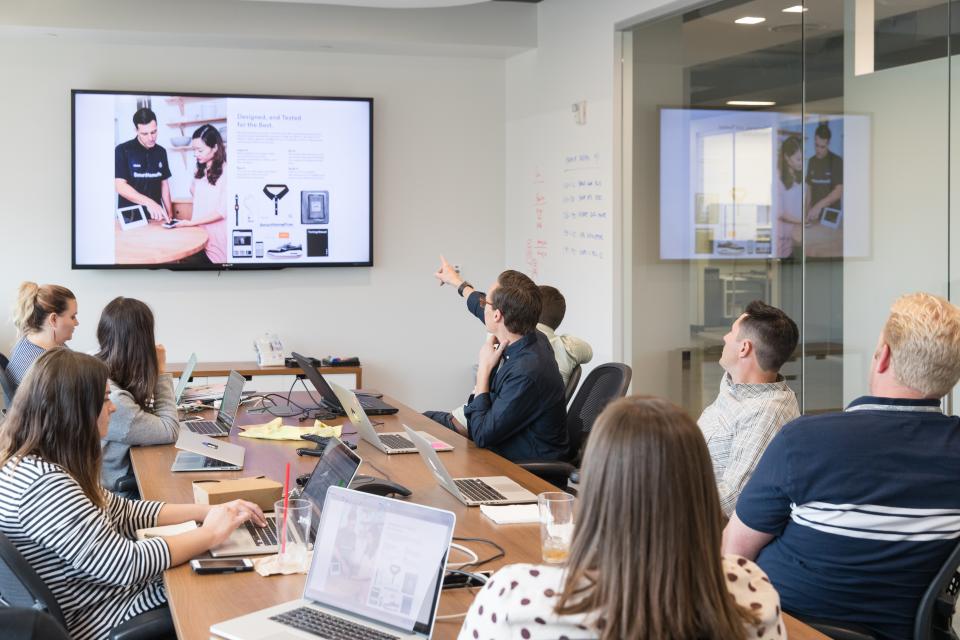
[697,300,800,517]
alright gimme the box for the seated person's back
[430,261,567,462]
[698,300,800,516]
[725,292,960,640]
[459,396,783,639]
[95,297,179,491]
[536,285,593,387]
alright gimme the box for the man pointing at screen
[114,107,173,222]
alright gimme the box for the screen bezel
[71,89,374,271]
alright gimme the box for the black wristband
[457,281,472,297]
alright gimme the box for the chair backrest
[914,540,960,640]
[0,608,70,640]
[566,362,632,460]
[563,365,582,406]
[0,531,65,627]
[0,353,17,410]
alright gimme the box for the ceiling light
[726,100,777,106]
[734,16,766,24]
[782,5,808,12]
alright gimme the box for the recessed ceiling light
[734,16,766,24]
[726,100,777,106]
[782,5,808,12]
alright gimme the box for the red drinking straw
[280,462,291,554]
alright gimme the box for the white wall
[0,35,506,410]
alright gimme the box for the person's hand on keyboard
[202,499,267,545]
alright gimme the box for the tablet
[116,205,148,230]
[820,207,842,229]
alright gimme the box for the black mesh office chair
[0,608,70,640]
[563,365,582,405]
[0,353,17,411]
[0,530,175,640]
[520,363,632,488]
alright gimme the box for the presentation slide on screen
[73,92,371,268]
[659,108,870,260]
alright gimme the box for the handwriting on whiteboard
[560,152,607,261]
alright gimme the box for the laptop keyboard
[378,434,414,450]
[455,478,507,503]
[271,607,399,640]
[184,420,227,435]
[243,518,279,546]
[202,457,235,469]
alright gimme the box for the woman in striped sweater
[0,348,266,640]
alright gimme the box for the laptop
[211,486,455,640]
[171,430,245,472]
[403,425,537,506]
[329,381,453,455]
[292,351,398,416]
[173,352,198,404]
[212,438,362,557]
[179,370,245,437]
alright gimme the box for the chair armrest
[518,461,578,489]
[114,474,139,496]
[108,606,174,640]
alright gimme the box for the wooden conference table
[129,393,826,640]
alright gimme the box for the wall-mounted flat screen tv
[72,90,373,270]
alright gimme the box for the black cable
[362,459,393,482]
[443,568,489,588]
[452,536,506,571]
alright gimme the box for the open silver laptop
[212,438,361,557]
[329,381,453,454]
[173,352,198,404]
[210,486,455,640]
[171,430,245,472]
[179,370,245,437]
[403,425,537,506]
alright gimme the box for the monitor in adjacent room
[72,90,373,270]
[659,107,870,261]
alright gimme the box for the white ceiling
[235,0,487,6]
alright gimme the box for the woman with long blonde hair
[459,396,784,639]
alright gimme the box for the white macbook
[173,352,198,404]
[211,438,361,557]
[179,370,246,437]
[210,486,455,640]
[403,425,537,506]
[329,381,453,455]
[171,430,244,472]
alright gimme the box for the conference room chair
[0,530,175,640]
[519,362,632,488]
[0,608,70,640]
[791,539,960,640]
[0,352,17,411]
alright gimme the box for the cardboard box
[192,476,283,512]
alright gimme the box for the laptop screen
[217,371,246,428]
[306,487,455,635]
[174,353,198,403]
[292,352,342,410]
[300,439,361,537]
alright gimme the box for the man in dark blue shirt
[723,293,960,640]
[426,258,567,462]
[114,107,172,221]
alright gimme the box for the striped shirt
[736,396,960,639]
[7,336,46,386]
[0,455,170,640]
[697,373,799,516]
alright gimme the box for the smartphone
[162,220,181,229]
[190,558,254,575]
[442,570,493,590]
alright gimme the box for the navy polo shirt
[736,396,960,640]
[114,138,172,209]
[462,291,567,462]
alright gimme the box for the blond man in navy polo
[724,293,960,640]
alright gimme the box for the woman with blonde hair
[8,281,78,385]
[0,348,265,640]
[459,396,784,640]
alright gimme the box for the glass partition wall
[626,0,952,415]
